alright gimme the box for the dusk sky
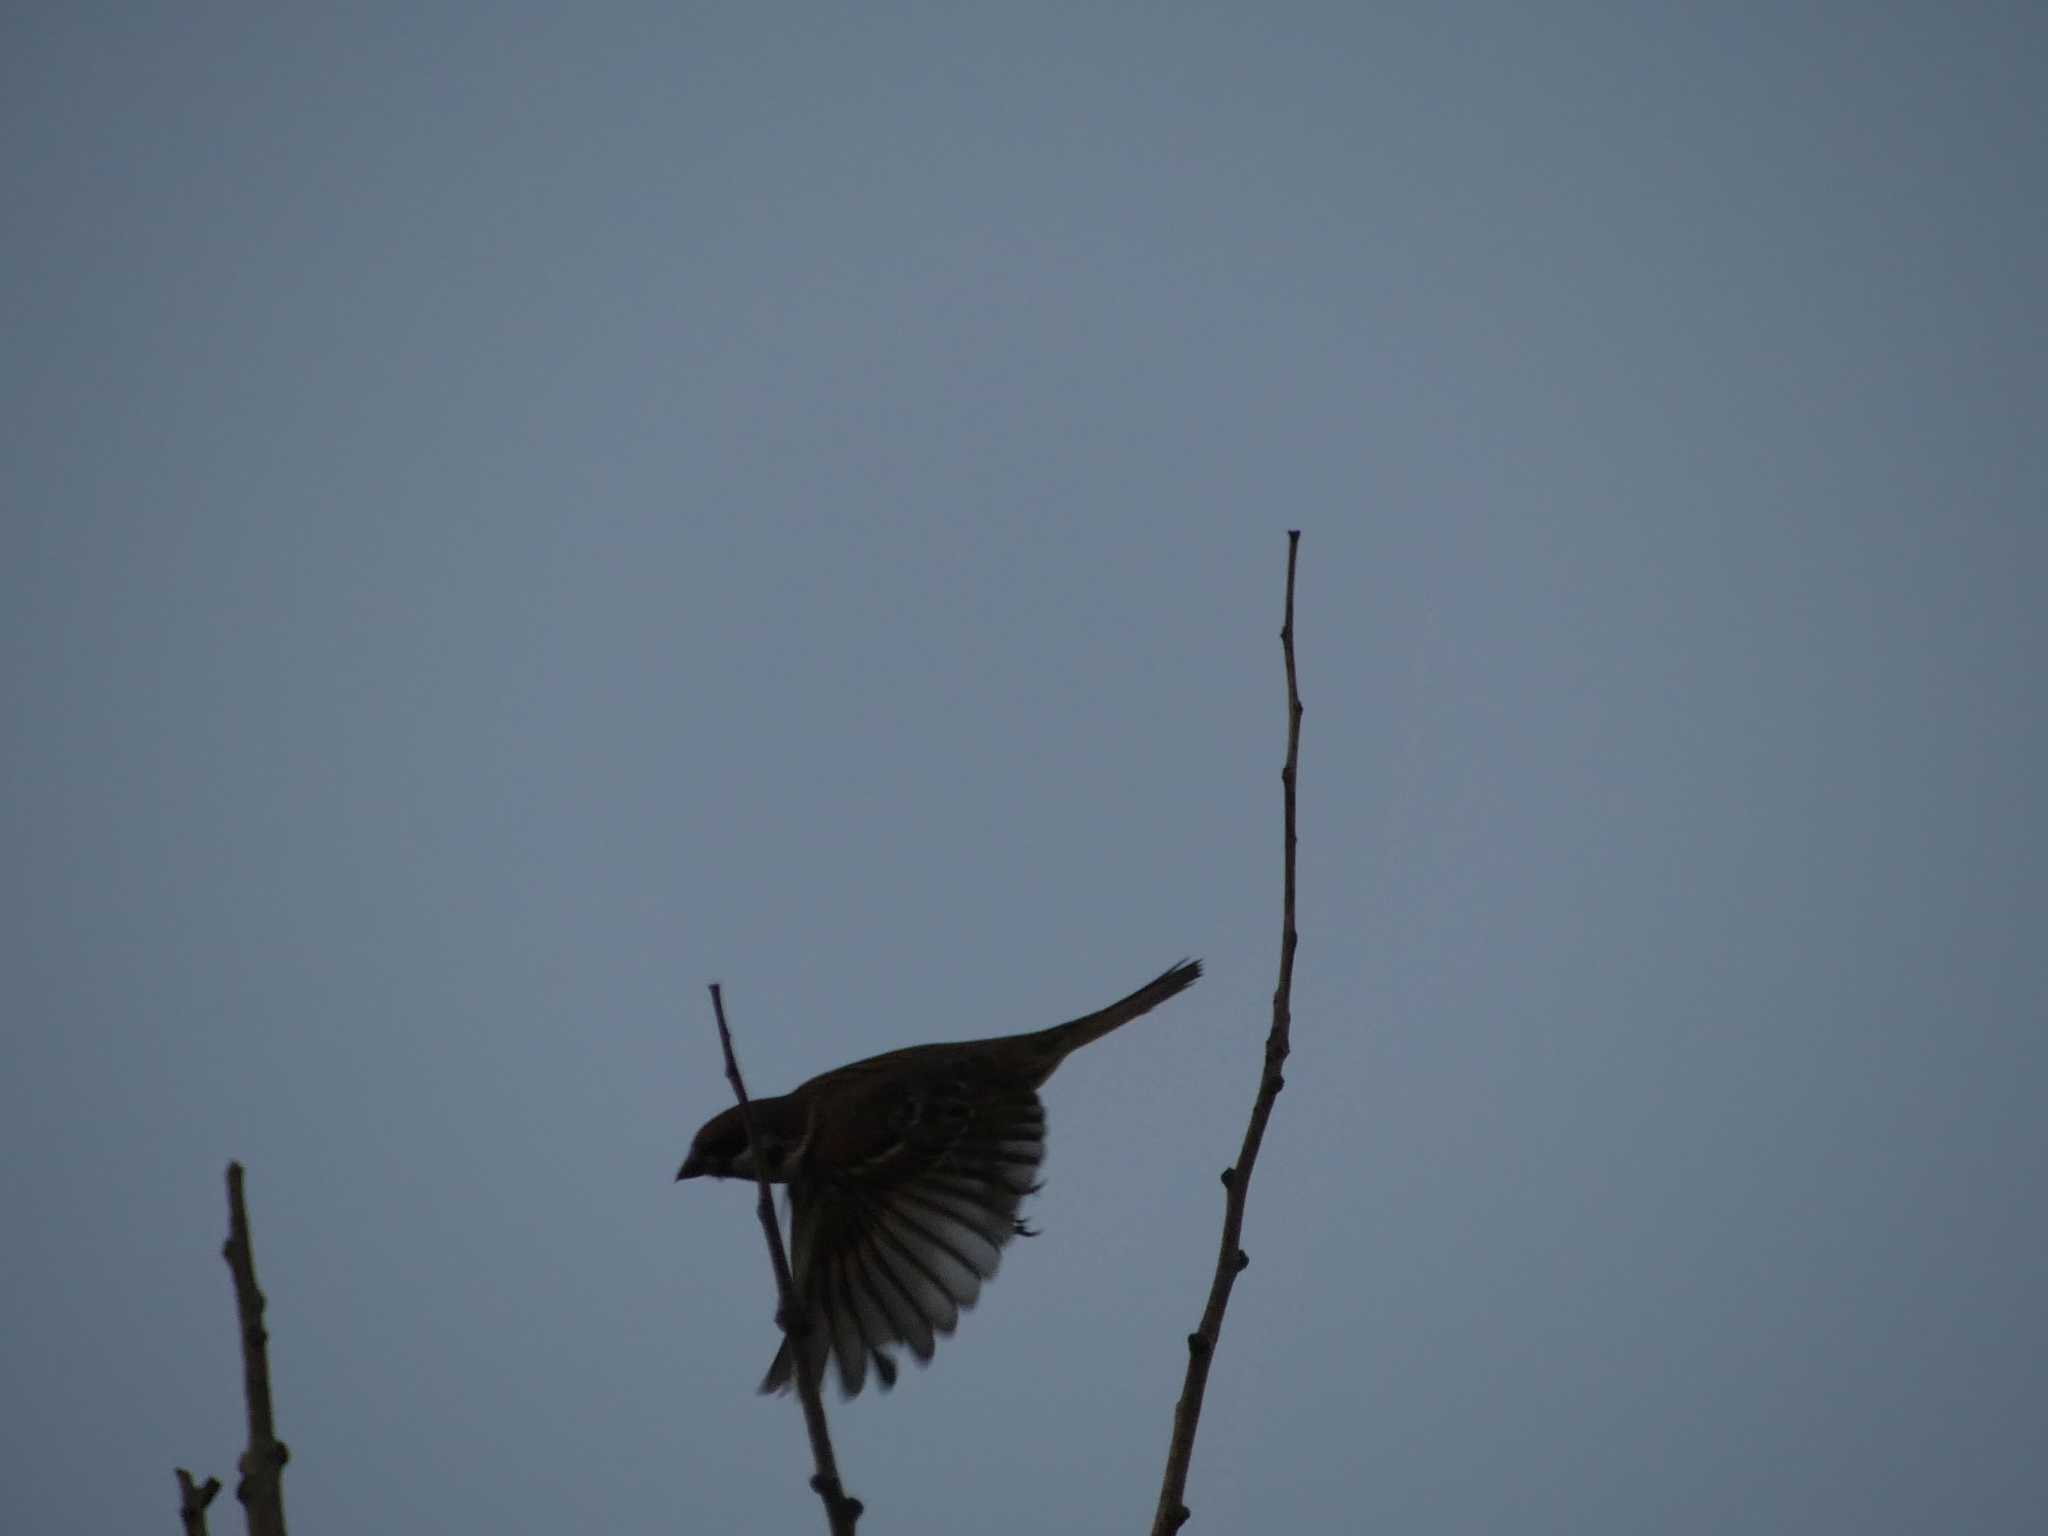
[6,4,2044,1532]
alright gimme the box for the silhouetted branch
[707,984,863,1536]
[173,1468,220,1536]
[223,1162,289,1536]
[1151,530,1304,1536]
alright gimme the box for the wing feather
[761,1087,1048,1396]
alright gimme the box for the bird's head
[676,1100,800,1182]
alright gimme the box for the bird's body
[678,959,1202,1396]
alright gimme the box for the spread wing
[762,1070,1047,1397]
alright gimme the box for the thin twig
[1151,530,1304,1536]
[707,984,863,1536]
[223,1163,289,1536]
[174,1468,221,1536]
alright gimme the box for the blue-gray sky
[5,3,2044,1531]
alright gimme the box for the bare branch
[1151,530,1305,1535]
[223,1162,289,1536]
[707,984,863,1536]
[174,1469,220,1536]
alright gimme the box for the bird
[677,958,1203,1398]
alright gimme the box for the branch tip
[706,986,862,1534]
[1150,533,1304,1535]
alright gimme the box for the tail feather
[1031,958,1203,1062]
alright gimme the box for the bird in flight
[678,958,1203,1397]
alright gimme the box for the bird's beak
[676,1152,705,1181]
